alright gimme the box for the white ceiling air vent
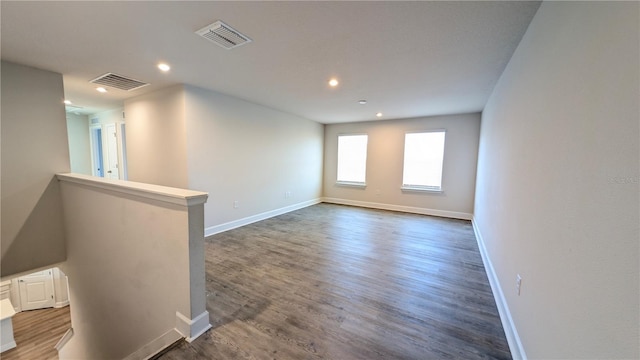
[90,73,149,91]
[196,20,252,50]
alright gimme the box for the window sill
[336,181,367,189]
[401,186,443,194]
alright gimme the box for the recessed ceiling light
[63,100,72,105]
[158,63,171,72]
[358,100,367,105]
[376,112,383,117]
[328,78,339,87]
[96,87,108,93]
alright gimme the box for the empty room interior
[1,1,638,360]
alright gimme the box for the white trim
[175,311,212,343]
[0,340,16,353]
[0,281,11,300]
[0,299,17,353]
[122,328,183,360]
[400,185,443,193]
[472,217,527,360]
[54,327,74,352]
[321,197,472,220]
[56,173,208,207]
[54,300,70,308]
[335,181,367,188]
[205,198,322,236]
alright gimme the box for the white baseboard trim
[122,328,183,360]
[0,340,17,353]
[321,197,473,220]
[472,217,527,360]
[205,198,322,236]
[176,310,212,343]
[55,327,73,353]
[54,300,70,308]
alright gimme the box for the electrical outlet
[516,274,522,295]
[233,200,239,209]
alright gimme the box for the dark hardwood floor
[161,203,511,360]
[2,306,71,360]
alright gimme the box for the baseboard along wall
[205,198,322,237]
[321,197,473,220]
[472,217,527,360]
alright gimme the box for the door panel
[18,270,55,311]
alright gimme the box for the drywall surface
[0,61,69,277]
[323,113,480,218]
[57,175,207,359]
[474,2,639,358]
[66,113,91,175]
[184,85,324,230]
[124,85,188,188]
[88,108,124,126]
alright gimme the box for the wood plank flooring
[2,306,71,360]
[161,203,511,360]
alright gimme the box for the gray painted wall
[124,85,324,231]
[323,113,480,217]
[125,85,189,189]
[1,61,70,277]
[58,176,205,359]
[474,2,639,358]
[184,85,324,230]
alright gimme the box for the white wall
[58,174,208,359]
[124,86,188,188]
[323,113,480,218]
[88,108,124,126]
[474,2,639,359]
[184,85,324,232]
[0,61,69,278]
[52,267,70,308]
[66,113,91,175]
[8,267,69,312]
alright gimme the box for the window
[337,134,368,186]
[402,131,446,191]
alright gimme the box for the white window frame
[336,133,368,188]
[401,130,446,193]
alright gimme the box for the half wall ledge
[56,173,208,207]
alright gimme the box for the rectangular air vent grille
[90,73,149,91]
[196,20,251,49]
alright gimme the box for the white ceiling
[1,1,540,124]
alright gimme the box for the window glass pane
[337,134,368,183]
[402,131,446,189]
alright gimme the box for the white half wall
[323,113,480,218]
[474,2,639,359]
[184,85,324,231]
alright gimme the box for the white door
[104,123,120,179]
[18,270,55,311]
[90,125,104,177]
